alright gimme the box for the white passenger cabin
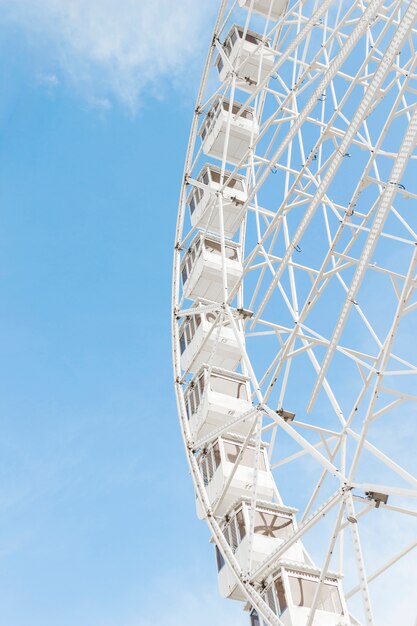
[184,366,253,441]
[257,564,351,626]
[196,435,275,519]
[187,164,247,238]
[216,498,308,601]
[216,26,275,92]
[200,97,258,165]
[179,301,244,373]
[181,232,242,303]
[239,0,287,21]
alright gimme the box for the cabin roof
[224,495,298,519]
[186,364,250,386]
[223,23,271,46]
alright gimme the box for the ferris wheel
[172,1,417,625]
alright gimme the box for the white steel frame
[172,1,417,624]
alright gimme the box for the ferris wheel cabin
[179,301,244,373]
[196,435,275,518]
[238,0,287,20]
[200,97,259,165]
[184,366,253,441]
[216,25,275,92]
[180,232,243,303]
[216,498,307,601]
[255,564,349,626]
[187,164,247,238]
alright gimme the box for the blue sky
[0,1,246,624]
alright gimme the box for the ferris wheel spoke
[309,95,417,412]
[305,498,347,626]
[346,494,376,626]
[345,537,417,601]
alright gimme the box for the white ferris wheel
[172,1,417,625]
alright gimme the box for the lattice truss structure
[172,1,417,625]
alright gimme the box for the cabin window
[264,577,287,616]
[227,176,244,191]
[288,577,343,614]
[236,509,246,540]
[204,238,239,261]
[228,517,239,552]
[180,331,186,354]
[208,451,215,478]
[210,170,221,184]
[246,32,262,46]
[275,578,288,614]
[181,314,202,353]
[204,238,222,255]
[189,195,196,215]
[196,381,201,406]
[237,382,247,400]
[231,29,237,46]
[224,442,266,470]
[226,246,238,261]
[254,511,293,540]
[223,509,245,552]
[201,458,209,485]
[239,108,254,120]
[190,389,196,415]
[199,372,205,396]
[196,237,201,251]
[217,55,224,73]
[185,398,190,420]
[210,374,247,400]
[206,311,217,324]
[245,32,258,46]
[266,586,277,613]
[186,373,205,418]
[182,240,202,287]
[202,170,210,185]
[215,545,225,571]
[211,374,233,395]
[210,169,244,192]
[185,322,193,345]
[250,610,260,626]
[213,442,221,468]
[200,441,222,486]
[223,100,254,120]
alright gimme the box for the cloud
[0,0,215,110]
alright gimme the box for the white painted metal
[196,435,276,518]
[173,0,417,624]
[179,301,244,373]
[187,164,247,238]
[200,96,259,164]
[260,565,350,626]
[216,25,275,93]
[181,232,242,303]
[217,498,308,600]
[238,0,287,21]
[184,365,253,440]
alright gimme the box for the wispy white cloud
[0,0,215,110]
